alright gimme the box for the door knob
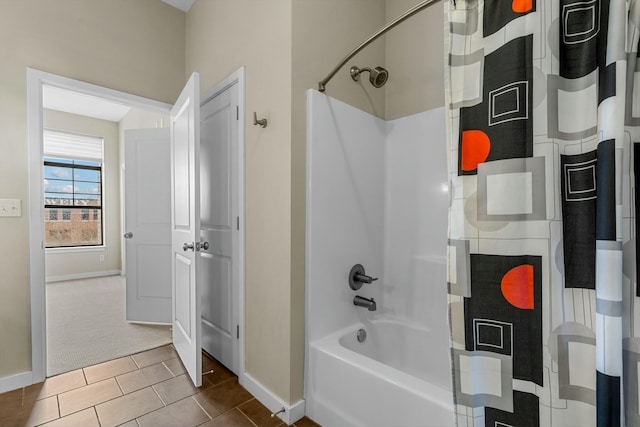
[183,242,195,251]
[200,241,209,251]
[123,232,133,239]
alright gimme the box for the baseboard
[46,270,122,283]
[0,371,33,394]
[240,372,306,425]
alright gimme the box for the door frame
[27,68,172,383]
[200,67,247,383]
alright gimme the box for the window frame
[44,158,104,248]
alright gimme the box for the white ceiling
[160,0,194,12]
[42,85,132,123]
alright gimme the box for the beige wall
[293,0,387,119]
[186,0,296,403]
[0,0,184,378]
[385,0,445,119]
[43,110,121,279]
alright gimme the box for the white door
[200,82,240,374]
[124,128,171,324]
[171,72,202,387]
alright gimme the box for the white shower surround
[305,90,453,427]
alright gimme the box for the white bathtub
[306,317,455,427]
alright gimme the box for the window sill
[45,246,106,254]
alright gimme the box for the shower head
[350,66,389,88]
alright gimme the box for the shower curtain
[445,0,640,425]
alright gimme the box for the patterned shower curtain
[444,0,640,425]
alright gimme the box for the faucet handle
[349,264,378,290]
[354,272,378,284]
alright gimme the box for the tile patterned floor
[0,345,320,427]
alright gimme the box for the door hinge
[237,325,240,339]
[236,106,239,120]
[237,216,239,230]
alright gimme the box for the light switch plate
[0,199,21,217]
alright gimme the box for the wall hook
[253,112,268,128]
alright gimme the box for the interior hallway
[0,345,320,427]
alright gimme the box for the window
[43,130,104,248]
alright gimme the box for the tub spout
[353,295,376,311]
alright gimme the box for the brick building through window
[43,130,104,248]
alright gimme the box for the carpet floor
[46,275,172,376]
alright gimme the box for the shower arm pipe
[318,0,442,92]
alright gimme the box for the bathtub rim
[309,321,455,413]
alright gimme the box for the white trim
[120,164,127,276]
[45,270,122,283]
[201,66,243,104]
[237,67,246,387]
[32,69,171,113]
[126,320,171,326]
[27,69,47,384]
[200,66,247,384]
[28,68,172,383]
[0,371,33,394]
[241,372,306,425]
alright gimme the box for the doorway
[27,68,246,387]
[29,70,173,378]
[42,96,174,375]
